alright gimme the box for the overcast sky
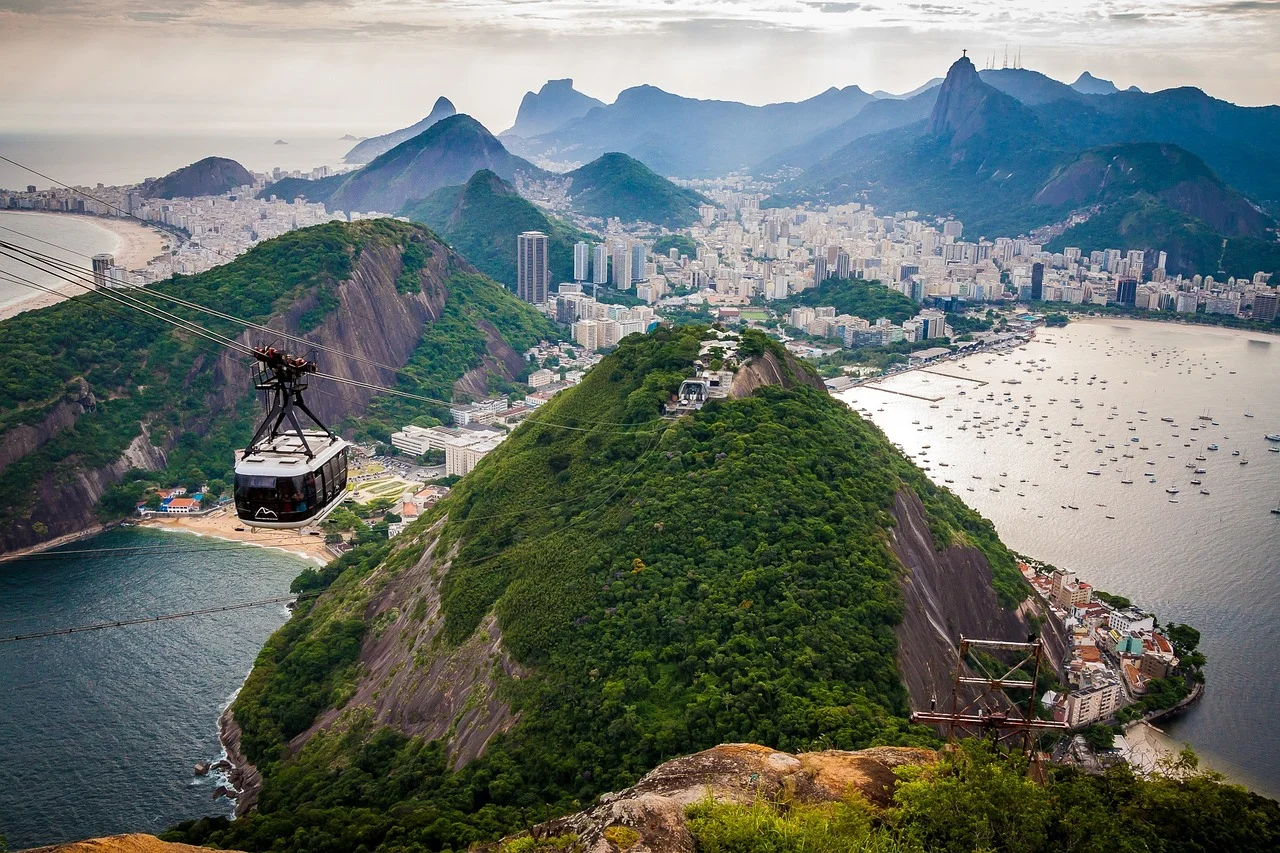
[2,0,1277,136]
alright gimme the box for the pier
[861,386,944,402]
[921,369,988,386]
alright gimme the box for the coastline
[140,509,331,565]
[0,210,173,322]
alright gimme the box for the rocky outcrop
[728,349,826,399]
[298,519,524,768]
[479,744,936,853]
[218,705,262,818]
[0,378,95,475]
[453,318,526,400]
[19,835,245,853]
[502,78,606,139]
[889,489,1066,712]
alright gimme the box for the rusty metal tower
[911,636,1068,755]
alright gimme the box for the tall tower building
[630,242,646,283]
[612,242,632,290]
[517,231,549,305]
[573,241,590,282]
[834,250,851,280]
[92,253,114,289]
[1030,262,1044,301]
[592,244,609,286]
[813,256,828,285]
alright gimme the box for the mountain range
[777,56,1280,276]
[343,96,457,164]
[562,151,706,228]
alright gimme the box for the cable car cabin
[234,432,349,528]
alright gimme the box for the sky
[1,0,1278,136]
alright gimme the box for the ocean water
[0,131,355,191]
[0,211,121,310]
[837,318,1280,797]
[0,528,310,848]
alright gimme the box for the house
[163,497,199,514]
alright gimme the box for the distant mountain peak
[504,78,606,138]
[343,96,458,164]
[140,156,253,199]
[927,55,990,139]
[1071,71,1120,95]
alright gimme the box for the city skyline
[2,1,1278,135]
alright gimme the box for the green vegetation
[565,152,706,228]
[685,741,1280,853]
[1093,590,1132,609]
[652,233,697,259]
[1043,313,1069,327]
[0,219,555,545]
[778,277,917,326]
[169,325,1032,852]
[401,170,593,289]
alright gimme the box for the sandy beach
[140,507,333,565]
[0,211,173,321]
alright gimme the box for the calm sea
[0,211,121,311]
[0,131,354,191]
[0,528,310,848]
[838,318,1280,797]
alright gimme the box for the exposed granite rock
[479,743,935,853]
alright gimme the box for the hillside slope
[565,152,706,228]
[0,220,556,553]
[401,169,591,288]
[168,326,1047,852]
[140,157,253,199]
[328,115,543,215]
[343,96,457,164]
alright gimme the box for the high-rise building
[834,250,851,280]
[573,241,590,282]
[612,242,632,290]
[1116,278,1138,307]
[813,256,828,285]
[92,253,114,289]
[1254,291,1279,323]
[516,231,549,305]
[630,242,646,283]
[592,244,609,286]
[1030,262,1044,301]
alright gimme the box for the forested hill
[0,219,556,553]
[170,325,1040,852]
[780,276,918,325]
[401,169,592,289]
[565,152,706,228]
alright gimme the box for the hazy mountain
[139,156,253,199]
[400,169,590,288]
[343,96,457,164]
[1071,71,1121,95]
[327,114,543,215]
[758,88,938,172]
[564,152,706,227]
[871,78,942,99]
[519,84,878,176]
[978,68,1086,106]
[502,78,605,139]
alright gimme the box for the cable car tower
[911,636,1067,757]
[233,346,350,529]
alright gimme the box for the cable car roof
[236,432,348,477]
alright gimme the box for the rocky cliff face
[478,743,935,853]
[889,489,1066,711]
[503,78,605,139]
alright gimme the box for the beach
[0,210,173,321]
[140,507,333,565]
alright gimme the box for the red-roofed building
[164,497,199,514]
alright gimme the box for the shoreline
[1065,310,1279,339]
[140,510,331,565]
[0,210,174,321]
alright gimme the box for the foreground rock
[479,743,935,853]
[20,834,244,853]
